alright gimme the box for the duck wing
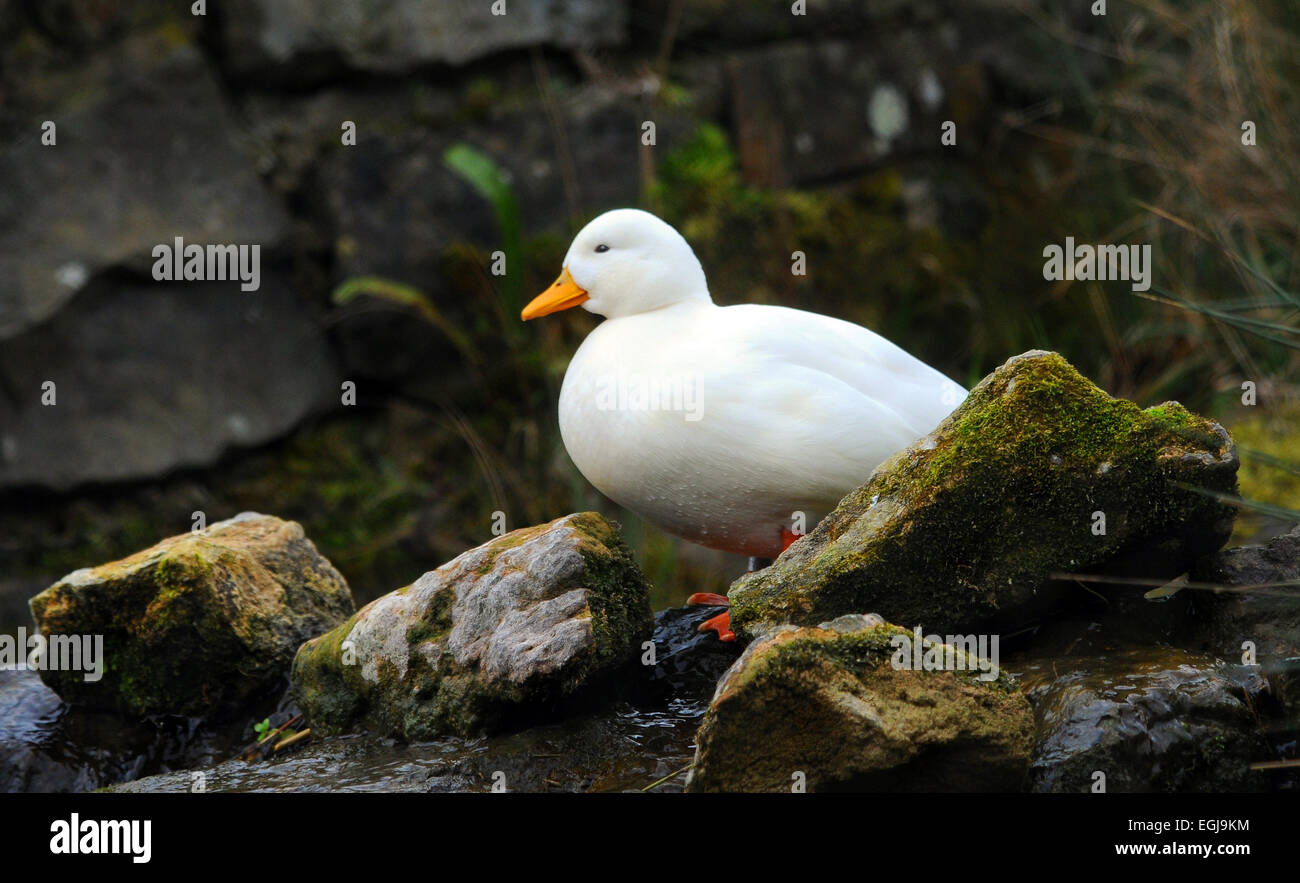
[692,303,967,496]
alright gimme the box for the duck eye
[594,244,610,253]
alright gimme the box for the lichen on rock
[730,350,1239,639]
[292,512,655,740]
[685,616,1034,792]
[28,513,354,718]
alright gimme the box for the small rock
[1020,648,1272,792]
[1191,525,1300,715]
[818,612,886,633]
[730,350,1239,639]
[685,619,1033,792]
[0,669,88,792]
[292,512,654,740]
[0,668,230,793]
[643,603,743,699]
[28,514,354,718]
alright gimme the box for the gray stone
[0,276,340,490]
[319,85,663,287]
[666,0,912,45]
[1191,526,1300,715]
[0,33,288,340]
[718,40,941,187]
[1020,648,1272,792]
[293,512,654,740]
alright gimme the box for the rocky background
[1,0,1298,795]
[1,1,1297,642]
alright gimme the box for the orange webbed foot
[697,610,735,642]
[686,592,729,607]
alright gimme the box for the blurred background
[1,0,1296,633]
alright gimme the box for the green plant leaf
[443,143,523,316]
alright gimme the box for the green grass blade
[1242,447,1300,479]
[1173,482,1300,523]
[333,275,480,364]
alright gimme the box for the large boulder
[27,514,354,718]
[730,351,1238,639]
[293,512,655,740]
[685,614,1034,792]
[1020,648,1271,792]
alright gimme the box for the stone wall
[0,0,1095,492]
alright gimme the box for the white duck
[522,209,966,639]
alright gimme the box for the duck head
[522,209,712,320]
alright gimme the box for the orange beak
[522,267,589,320]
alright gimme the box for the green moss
[570,512,655,671]
[404,583,455,647]
[747,624,1019,694]
[730,352,1239,638]
[688,622,1033,793]
[30,516,353,719]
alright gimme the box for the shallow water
[114,698,708,793]
[5,604,739,793]
[7,590,1297,793]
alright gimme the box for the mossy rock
[685,615,1033,792]
[730,350,1239,639]
[27,513,354,718]
[292,512,655,740]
